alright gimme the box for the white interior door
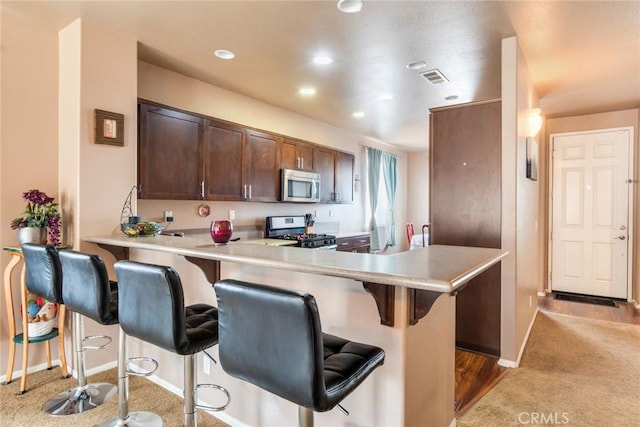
[551,129,632,299]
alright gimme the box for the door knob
[614,235,626,240]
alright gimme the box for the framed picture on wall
[95,109,124,146]
[526,137,538,181]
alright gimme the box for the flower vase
[18,227,47,245]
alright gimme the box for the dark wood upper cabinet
[335,151,354,204]
[281,138,314,172]
[138,100,353,204]
[314,147,336,203]
[429,99,502,357]
[203,119,245,201]
[138,103,203,200]
[245,130,280,202]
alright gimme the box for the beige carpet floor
[458,311,640,427]
[0,367,229,426]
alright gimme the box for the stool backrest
[59,250,117,325]
[21,243,63,304]
[114,260,187,353]
[215,279,325,409]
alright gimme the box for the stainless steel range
[265,216,337,250]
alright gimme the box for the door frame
[547,126,635,300]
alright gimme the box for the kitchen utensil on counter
[210,220,233,244]
[304,213,315,234]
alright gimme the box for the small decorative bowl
[121,221,164,237]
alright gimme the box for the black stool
[37,249,119,415]
[112,260,230,427]
[215,279,385,427]
[19,244,71,394]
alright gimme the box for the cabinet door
[281,139,299,171]
[138,103,203,200]
[203,119,245,201]
[335,151,354,203]
[314,147,336,203]
[246,130,280,202]
[298,143,314,171]
[281,138,314,172]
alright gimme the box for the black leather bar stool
[36,249,119,415]
[112,260,230,427]
[20,244,70,394]
[214,279,385,427]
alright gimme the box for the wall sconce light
[354,174,361,192]
[527,108,543,138]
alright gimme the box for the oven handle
[315,244,337,251]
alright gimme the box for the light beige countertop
[84,234,507,293]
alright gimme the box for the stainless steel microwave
[281,169,320,203]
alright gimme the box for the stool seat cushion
[183,304,219,355]
[321,333,385,407]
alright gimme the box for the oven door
[281,169,320,203]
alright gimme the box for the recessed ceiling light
[379,94,393,101]
[313,55,333,65]
[337,0,363,13]
[299,87,317,96]
[406,60,427,70]
[352,111,365,118]
[445,95,459,101]
[214,50,235,60]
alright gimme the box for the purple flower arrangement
[10,189,61,246]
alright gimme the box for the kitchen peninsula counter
[84,233,507,427]
[84,234,506,293]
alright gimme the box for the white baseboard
[498,308,539,369]
[1,359,65,383]
[130,361,250,427]
[449,417,457,427]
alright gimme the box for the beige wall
[546,109,640,305]
[0,8,60,378]
[500,37,541,366]
[406,150,430,251]
[58,18,138,373]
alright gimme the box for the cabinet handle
[300,157,304,170]
[339,242,349,246]
[248,184,252,200]
[335,192,341,203]
[243,185,247,199]
[200,181,205,199]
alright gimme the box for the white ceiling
[4,0,639,151]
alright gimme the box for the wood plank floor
[454,292,640,417]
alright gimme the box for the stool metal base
[99,411,163,427]
[43,383,117,416]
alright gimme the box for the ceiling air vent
[420,69,449,85]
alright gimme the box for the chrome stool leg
[184,352,230,427]
[99,328,162,427]
[42,312,117,416]
[298,406,313,427]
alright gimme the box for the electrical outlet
[164,210,173,222]
[229,210,235,220]
[203,353,210,375]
